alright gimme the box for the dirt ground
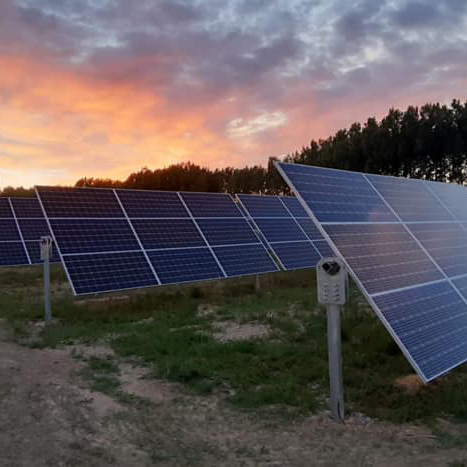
[1,321,466,467]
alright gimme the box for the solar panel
[36,187,279,295]
[237,194,325,270]
[276,162,467,382]
[0,197,60,267]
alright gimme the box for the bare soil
[1,321,466,466]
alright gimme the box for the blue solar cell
[0,219,21,242]
[0,198,13,218]
[10,197,44,218]
[147,247,224,284]
[374,281,467,381]
[17,218,51,241]
[25,241,60,264]
[425,180,467,221]
[49,219,140,254]
[213,244,278,277]
[237,195,291,217]
[196,218,259,245]
[132,219,205,250]
[180,192,241,217]
[116,190,188,218]
[408,223,467,278]
[0,242,29,266]
[280,197,308,217]
[63,251,157,295]
[37,186,123,218]
[453,276,467,301]
[314,240,334,257]
[278,164,397,222]
[295,218,324,241]
[272,241,321,270]
[366,175,452,221]
[324,223,443,294]
[254,218,307,243]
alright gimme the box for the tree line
[2,98,467,197]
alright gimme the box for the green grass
[2,265,467,423]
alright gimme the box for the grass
[2,264,467,423]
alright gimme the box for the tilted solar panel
[0,197,59,266]
[36,187,278,295]
[276,162,467,382]
[237,194,324,270]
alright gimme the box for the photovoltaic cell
[0,219,22,242]
[180,192,242,217]
[116,190,187,218]
[196,218,261,245]
[10,197,44,218]
[213,244,278,277]
[276,161,467,382]
[237,194,329,271]
[49,218,140,255]
[36,186,124,218]
[366,175,452,222]
[280,196,308,217]
[132,219,205,250]
[0,198,13,218]
[0,242,29,266]
[254,218,307,243]
[147,248,224,284]
[64,251,158,295]
[426,180,467,221]
[271,242,321,270]
[17,218,52,241]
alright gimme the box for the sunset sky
[1,0,467,188]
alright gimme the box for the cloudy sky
[1,0,466,187]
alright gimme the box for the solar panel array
[36,187,279,295]
[276,162,467,382]
[0,197,59,267]
[237,195,332,270]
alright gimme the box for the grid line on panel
[185,193,279,277]
[176,192,228,278]
[9,198,32,265]
[424,181,467,235]
[237,194,322,271]
[236,195,286,270]
[278,196,324,244]
[113,190,161,285]
[362,174,467,304]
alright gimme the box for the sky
[1,0,467,188]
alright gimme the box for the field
[1,265,467,466]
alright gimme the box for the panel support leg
[41,236,53,322]
[44,254,51,321]
[327,304,344,421]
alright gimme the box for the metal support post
[327,304,344,421]
[41,236,53,321]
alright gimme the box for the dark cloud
[2,0,467,139]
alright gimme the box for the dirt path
[0,322,466,466]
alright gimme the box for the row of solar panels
[1,191,333,291]
[276,162,467,383]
